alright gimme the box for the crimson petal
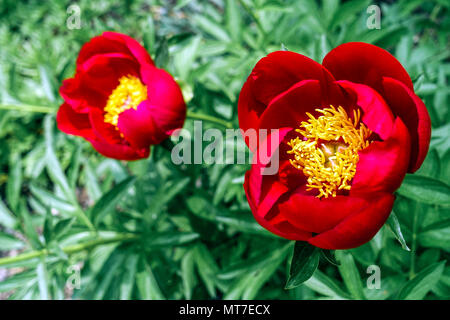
[308,193,395,249]
[381,77,431,172]
[323,42,413,93]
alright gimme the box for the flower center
[104,75,147,127]
[287,105,372,198]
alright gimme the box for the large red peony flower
[238,42,431,249]
[57,32,186,160]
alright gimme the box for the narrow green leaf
[0,198,17,229]
[136,256,165,300]
[36,257,49,300]
[143,232,199,248]
[320,249,340,266]
[397,174,450,205]
[181,249,196,299]
[421,218,450,233]
[120,255,139,300]
[242,244,291,299]
[6,154,22,212]
[30,184,77,215]
[285,241,320,289]
[304,269,351,299]
[19,202,42,249]
[226,0,242,42]
[387,211,410,251]
[335,250,365,299]
[44,115,75,203]
[0,232,25,250]
[91,176,136,225]
[397,261,446,300]
[194,243,219,297]
[194,15,231,42]
[39,65,56,102]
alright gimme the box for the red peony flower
[57,32,186,160]
[238,42,431,249]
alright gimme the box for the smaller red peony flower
[238,42,431,250]
[57,32,186,160]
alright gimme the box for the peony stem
[0,104,55,113]
[0,104,235,129]
[0,233,138,267]
[186,111,233,129]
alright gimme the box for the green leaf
[39,65,56,103]
[194,15,231,42]
[304,269,351,299]
[43,115,75,203]
[335,250,365,299]
[19,201,42,249]
[136,256,165,300]
[397,261,446,300]
[154,37,169,68]
[320,249,340,266]
[143,232,199,248]
[193,243,219,297]
[0,232,25,250]
[226,0,242,43]
[285,241,320,289]
[91,176,136,226]
[387,211,410,251]
[6,154,22,212]
[242,244,291,299]
[29,184,77,215]
[120,254,139,300]
[36,257,50,300]
[181,249,196,299]
[397,174,450,205]
[0,198,17,229]
[53,218,76,240]
[174,36,201,80]
[187,196,272,236]
[421,218,450,233]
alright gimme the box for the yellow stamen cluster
[287,105,372,198]
[104,75,147,127]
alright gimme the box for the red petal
[258,79,353,132]
[238,78,266,143]
[244,174,312,241]
[244,128,312,241]
[251,51,334,106]
[140,65,186,135]
[338,80,395,140]
[351,117,411,195]
[79,53,140,95]
[59,77,107,112]
[238,51,334,139]
[77,35,129,67]
[278,193,369,234]
[117,101,166,148]
[88,108,123,145]
[323,42,413,93]
[258,80,321,131]
[308,193,395,249]
[102,32,154,66]
[56,103,95,140]
[381,77,431,172]
[88,138,149,161]
[77,32,153,68]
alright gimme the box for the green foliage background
[0,0,449,300]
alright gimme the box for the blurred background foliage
[0,0,449,300]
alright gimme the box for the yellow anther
[104,75,147,127]
[287,105,372,198]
